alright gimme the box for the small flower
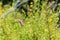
[30,5,33,7]
[0,10,2,15]
[33,16,35,18]
[14,19,18,22]
[14,30,16,32]
[58,3,60,6]
[27,22,31,27]
[28,24,31,26]
[44,29,48,32]
[29,9,32,11]
[27,22,30,24]
[30,2,33,4]
[48,18,52,23]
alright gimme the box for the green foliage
[0,0,60,40]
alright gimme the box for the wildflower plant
[0,0,60,40]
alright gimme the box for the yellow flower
[14,19,18,22]
[30,2,33,4]
[58,3,60,6]
[0,10,2,15]
[29,9,32,11]
[44,29,48,32]
[14,30,16,32]
[33,16,35,18]
[48,18,52,23]
[0,2,2,5]
[27,22,31,27]
[30,5,33,7]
